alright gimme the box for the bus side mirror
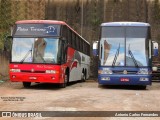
[152,41,158,57]
[93,41,99,56]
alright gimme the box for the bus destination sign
[14,24,60,36]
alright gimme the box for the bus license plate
[29,77,37,80]
[120,78,129,82]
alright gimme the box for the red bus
[9,20,90,88]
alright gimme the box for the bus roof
[101,22,150,27]
[16,20,66,25]
[15,20,90,45]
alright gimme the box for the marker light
[10,69,21,72]
[46,70,59,74]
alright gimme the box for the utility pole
[81,0,83,36]
[144,0,148,22]
[103,0,106,22]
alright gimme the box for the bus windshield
[100,27,149,67]
[12,38,61,64]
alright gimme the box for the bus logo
[2,112,11,117]
[123,70,127,74]
[46,26,56,33]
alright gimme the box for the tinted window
[101,27,124,38]
[126,27,148,38]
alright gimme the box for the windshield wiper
[36,50,46,63]
[128,44,139,67]
[20,45,33,63]
[112,43,120,66]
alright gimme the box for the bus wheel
[81,72,85,82]
[60,72,68,88]
[140,86,147,90]
[23,82,31,88]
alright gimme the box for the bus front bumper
[10,73,63,83]
[98,74,151,85]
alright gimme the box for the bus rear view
[97,22,152,89]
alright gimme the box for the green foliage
[0,32,9,51]
[0,0,12,27]
[0,0,46,51]
[91,18,101,26]
[0,0,12,51]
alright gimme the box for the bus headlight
[46,70,59,74]
[137,69,149,75]
[101,77,110,81]
[98,69,113,74]
[10,69,21,72]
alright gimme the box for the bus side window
[80,39,82,52]
[72,33,76,48]
[82,41,85,53]
[68,30,72,45]
[76,35,78,50]
[78,37,81,52]
[62,25,68,43]
[61,41,66,63]
[85,43,87,54]
[87,44,89,56]
[84,42,87,54]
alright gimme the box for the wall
[0,52,9,80]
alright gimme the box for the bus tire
[140,86,147,90]
[85,69,87,80]
[23,82,31,88]
[60,72,69,88]
[81,71,85,82]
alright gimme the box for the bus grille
[113,71,137,74]
[21,70,45,73]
